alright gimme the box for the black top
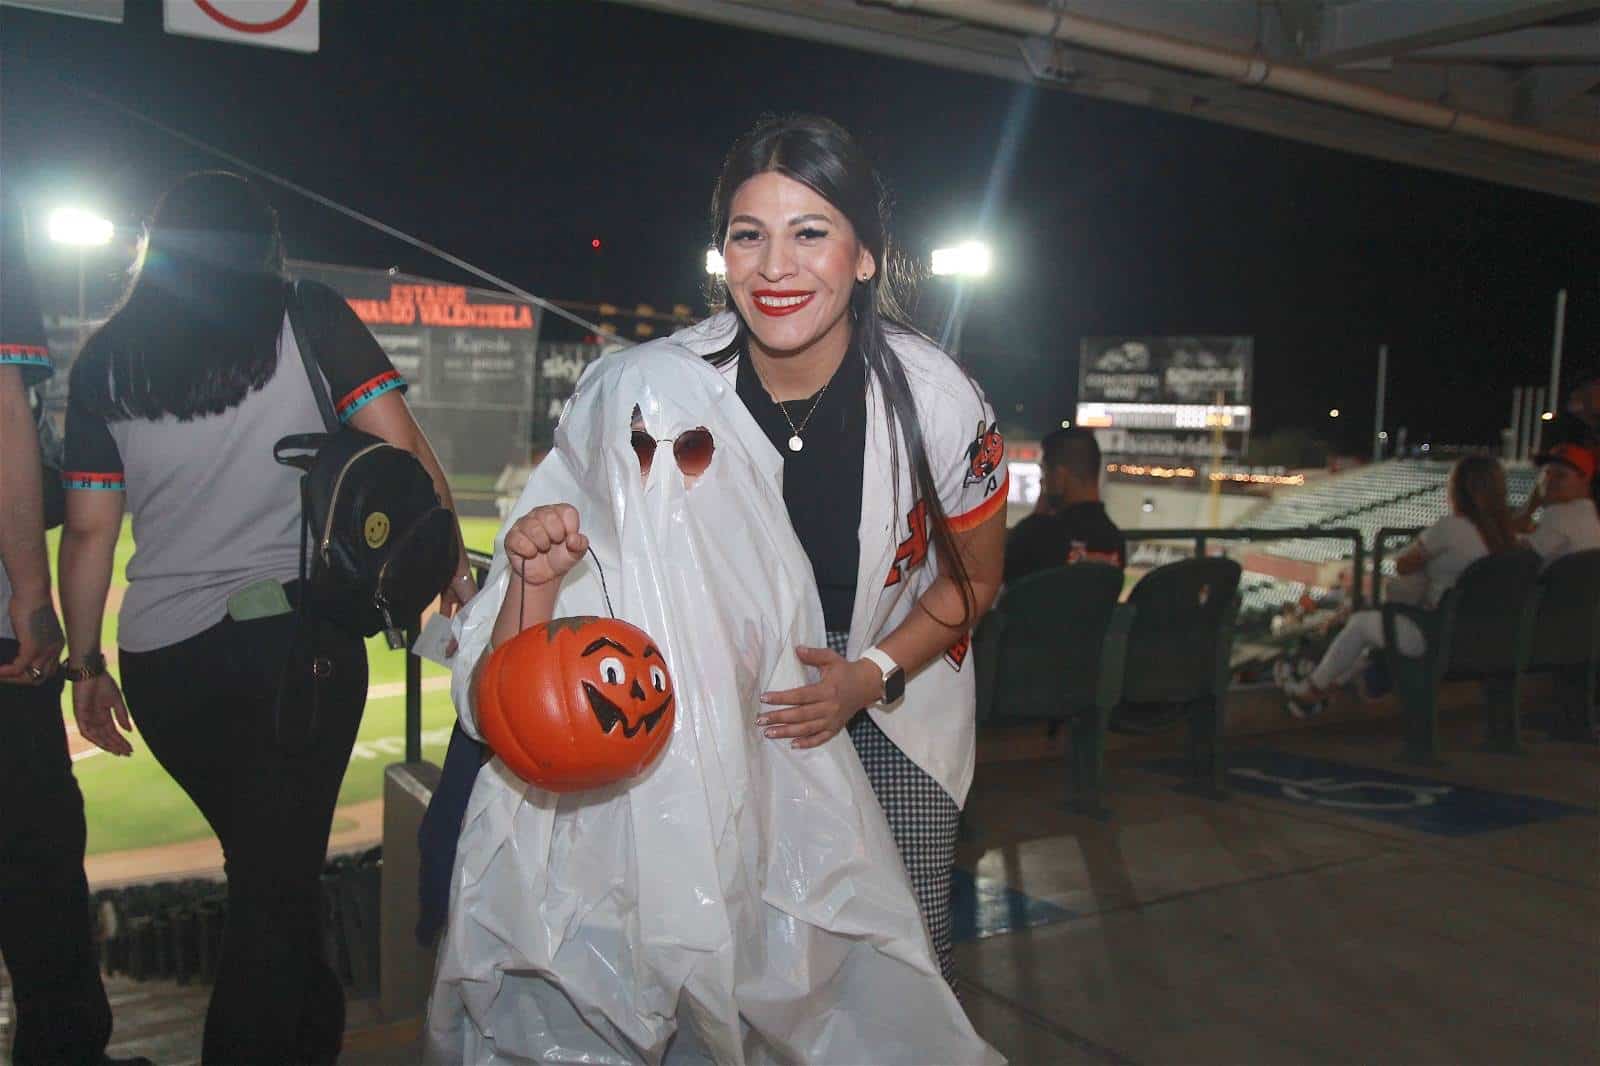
[735,347,867,632]
[1004,501,1127,586]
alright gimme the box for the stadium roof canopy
[613,0,1600,204]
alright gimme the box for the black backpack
[273,282,457,647]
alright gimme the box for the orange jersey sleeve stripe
[949,472,1008,533]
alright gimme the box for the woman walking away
[1285,455,1517,716]
[58,171,472,1065]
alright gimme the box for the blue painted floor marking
[950,868,1077,943]
[1147,749,1593,836]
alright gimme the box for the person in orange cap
[1521,442,1600,565]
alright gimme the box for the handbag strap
[285,280,340,433]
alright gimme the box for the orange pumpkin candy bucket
[476,615,676,792]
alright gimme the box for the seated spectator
[1543,370,1598,507]
[1285,456,1516,717]
[1004,428,1125,585]
[1519,443,1600,565]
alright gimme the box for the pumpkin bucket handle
[587,545,616,618]
[514,544,618,632]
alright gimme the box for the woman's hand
[72,673,134,757]
[0,594,64,685]
[758,646,883,750]
[439,569,476,618]
[505,505,588,587]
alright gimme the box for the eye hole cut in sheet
[430,342,1001,1065]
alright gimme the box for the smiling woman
[699,114,1010,986]
[430,334,999,1064]
[720,172,875,379]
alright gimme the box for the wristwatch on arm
[65,650,107,683]
[860,646,906,705]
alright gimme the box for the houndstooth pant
[828,630,960,985]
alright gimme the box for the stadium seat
[1381,549,1542,763]
[1525,548,1600,741]
[1116,557,1243,796]
[975,563,1131,817]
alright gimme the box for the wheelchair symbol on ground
[1229,768,1453,811]
[1146,749,1590,836]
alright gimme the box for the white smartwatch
[861,646,906,704]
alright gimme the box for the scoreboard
[1077,337,1253,462]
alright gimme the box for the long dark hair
[72,171,287,421]
[706,114,978,627]
[1449,456,1516,555]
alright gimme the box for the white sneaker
[1284,678,1325,720]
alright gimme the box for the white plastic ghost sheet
[427,340,1001,1065]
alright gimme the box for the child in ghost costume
[427,342,1001,1065]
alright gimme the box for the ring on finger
[26,664,44,680]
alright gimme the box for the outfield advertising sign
[290,260,540,477]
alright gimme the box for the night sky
[3,0,1596,451]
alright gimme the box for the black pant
[0,646,114,1066]
[118,605,367,1066]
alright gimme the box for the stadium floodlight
[705,248,725,276]
[930,240,992,278]
[48,207,113,247]
[1541,411,1554,421]
[1328,408,1341,418]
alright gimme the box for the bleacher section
[1238,574,1318,614]
[1249,460,1535,570]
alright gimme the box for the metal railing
[1371,526,1424,606]
[400,548,494,763]
[402,531,1383,761]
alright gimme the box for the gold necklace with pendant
[751,355,831,453]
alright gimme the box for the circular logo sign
[193,0,310,33]
[364,512,391,550]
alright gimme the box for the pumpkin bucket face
[476,615,676,792]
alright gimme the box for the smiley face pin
[364,511,391,549]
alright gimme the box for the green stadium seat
[975,563,1131,817]
[1526,548,1600,741]
[1116,557,1242,797]
[1381,549,1542,763]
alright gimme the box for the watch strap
[861,645,904,704]
[66,651,106,683]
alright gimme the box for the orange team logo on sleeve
[963,421,1005,486]
[884,499,931,588]
[944,632,970,670]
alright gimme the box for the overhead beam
[614,0,1022,82]
[604,0,1600,203]
[1315,0,1600,66]
[1515,64,1600,121]
[1411,26,1600,63]
[992,0,1265,51]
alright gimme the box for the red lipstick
[751,289,815,317]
